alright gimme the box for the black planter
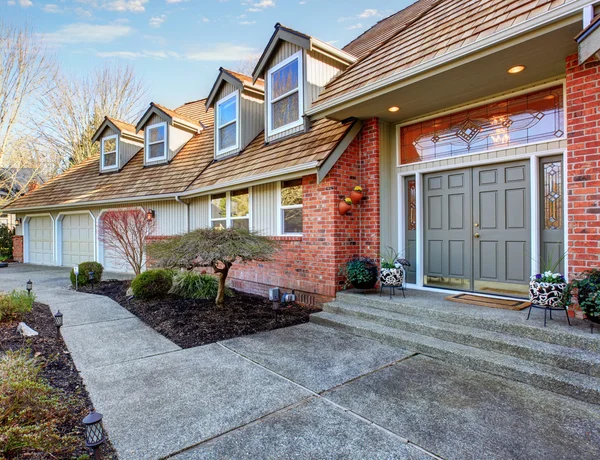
[351,266,378,290]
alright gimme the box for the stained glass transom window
[543,161,563,230]
[399,87,564,165]
[407,179,416,231]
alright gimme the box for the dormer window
[267,51,303,136]
[146,122,167,163]
[216,92,239,156]
[101,135,118,170]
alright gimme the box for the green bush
[0,290,34,323]
[0,349,80,457]
[131,269,173,300]
[170,271,232,300]
[70,261,104,287]
[0,223,14,259]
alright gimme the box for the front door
[424,160,531,296]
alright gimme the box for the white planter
[529,280,567,308]
[381,267,404,287]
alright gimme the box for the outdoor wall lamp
[15,218,22,226]
[54,310,63,336]
[146,209,155,221]
[83,409,106,460]
[88,271,95,289]
[26,280,32,295]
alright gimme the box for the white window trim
[277,180,303,236]
[209,188,252,229]
[145,121,168,163]
[101,134,119,171]
[216,91,240,157]
[267,51,304,137]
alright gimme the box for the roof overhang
[307,0,596,121]
[576,14,600,63]
[135,103,202,134]
[91,117,143,144]
[206,68,265,109]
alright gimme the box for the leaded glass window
[217,92,238,156]
[543,161,563,230]
[407,179,416,231]
[268,52,303,135]
[399,86,564,165]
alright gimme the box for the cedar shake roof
[4,99,355,210]
[105,117,139,136]
[314,0,572,108]
[222,68,265,91]
[152,103,203,130]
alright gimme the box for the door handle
[474,233,480,238]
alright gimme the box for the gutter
[306,0,597,118]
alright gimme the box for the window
[101,135,118,170]
[146,122,167,162]
[216,92,239,156]
[210,188,250,230]
[267,51,303,136]
[279,179,302,234]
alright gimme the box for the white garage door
[28,216,54,265]
[102,246,132,273]
[61,214,95,266]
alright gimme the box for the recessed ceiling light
[508,65,526,74]
[388,106,400,112]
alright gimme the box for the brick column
[12,235,23,262]
[565,53,600,281]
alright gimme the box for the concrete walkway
[2,264,599,460]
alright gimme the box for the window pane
[218,97,237,126]
[211,193,226,219]
[219,123,237,151]
[281,179,302,206]
[103,137,116,153]
[543,161,563,230]
[283,208,302,234]
[149,142,165,159]
[272,93,299,130]
[149,125,165,143]
[230,189,249,217]
[211,220,226,230]
[103,152,116,168]
[271,59,298,99]
[232,218,249,230]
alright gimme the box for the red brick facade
[566,53,600,282]
[229,118,381,303]
[12,235,23,263]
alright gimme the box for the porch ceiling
[324,21,581,124]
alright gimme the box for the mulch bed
[79,280,321,349]
[0,302,118,459]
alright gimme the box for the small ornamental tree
[147,227,278,307]
[98,209,155,275]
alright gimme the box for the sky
[1,0,416,109]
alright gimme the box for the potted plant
[529,271,568,308]
[339,256,378,290]
[379,247,406,287]
[339,197,352,216]
[567,269,600,325]
[350,186,363,205]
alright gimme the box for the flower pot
[339,200,352,216]
[350,190,363,205]
[380,267,404,287]
[351,265,378,290]
[529,280,567,308]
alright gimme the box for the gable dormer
[92,117,144,173]
[252,23,356,143]
[135,103,202,166]
[206,68,264,159]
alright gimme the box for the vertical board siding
[241,92,264,151]
[252,182,278,236]
[147,113,165,127]
[305,49,347,108]
[379,121,396,252]
[168,125,193,161]
[119,138,143,169]
[189,196,209,230]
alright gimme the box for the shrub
[0,350,80,457]
[131,269,173,300]
[70,261,104,287]
[170,271,232,300]
[0,224,14,259]
[0,290,34,323]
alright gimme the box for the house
[5,0,600,305]
[1,168,44,229]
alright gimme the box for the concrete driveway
[2,263,599,460]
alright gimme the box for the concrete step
[335,292,600,353]
[311,312,600,405]
[323,301,600,377]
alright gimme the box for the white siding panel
[189,196,209,230]
[305,49,346,108]
[241,92,264,151]
[252,182,278,236]
[168,125,193,161]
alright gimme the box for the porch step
[335,291,600,353]
[311,312,600,405]
[323,301,600,377]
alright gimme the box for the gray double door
[424,161,531,295]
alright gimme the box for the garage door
[28,216,53,265]
[102,246,132,273]
[61,214,94,266]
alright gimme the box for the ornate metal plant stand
[380,267,406,299]
[527,280,571,327]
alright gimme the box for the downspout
[175,195,190,233]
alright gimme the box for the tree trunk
[215,264,230,308]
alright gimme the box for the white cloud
[149,14,166,28]
[97,49,179,59]
[43,23,132,46]
[201,17,210,22]
[165,0,188,3]
[17,0,32,6]
[186,43,259,61]
[43,3,61,12]
[75,7,93,19]
[346,23,363,30]
[245,0,274,11]
[358,8,380,18]
[104,0,147,12]
[239,20,255,25]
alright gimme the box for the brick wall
[229,118,381,302]
[12,235,23,262]
[566,53,600,283]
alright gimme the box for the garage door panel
[62,214,94,266]
[28,216,54,265]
